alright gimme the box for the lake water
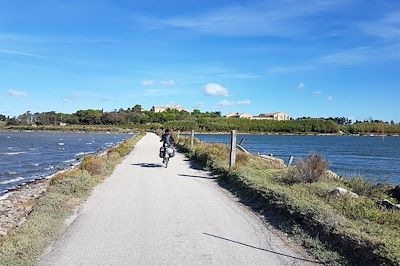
[193,134,400,184]
[0,131,131,195]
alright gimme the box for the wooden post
[190,130,195,149]
[229,130,237,169]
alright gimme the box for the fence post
[190,130,195,149]
[287,155,294,167]
[229,130,237,169]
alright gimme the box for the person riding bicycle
[160,129,175,164]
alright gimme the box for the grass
[0,132,144,266]
[177,138,400,265]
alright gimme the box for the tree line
[1,106,399,134]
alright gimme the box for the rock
[324,170,340,180]
[380,199,400,211]
[330,187,359,198]
[259,155,285,168]
[388,186,400,202]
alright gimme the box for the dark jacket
[160,133,175,146]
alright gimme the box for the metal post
[288,155,294,167]
[229,130,237,169]
[190,130,195,149]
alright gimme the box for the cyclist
[160,129,175,165]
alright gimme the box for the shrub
[345,176,387,199]
[80,155,107,176]
[290,153,330,183]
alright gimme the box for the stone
[0,179,48,236]
[388,186,400,202]
[330,187,359,198]
[380,199,400,211]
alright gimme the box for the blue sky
[0,0,399,121]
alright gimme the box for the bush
[290,153,330,183]
[345,176,387,199]
[80,155,107,176]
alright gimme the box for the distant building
[253,112,290,121]
[150,104,188,113]
[59,122,67,127]
[224,113,253,119]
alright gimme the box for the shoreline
[0,133,140,238]
[179,131,399,137]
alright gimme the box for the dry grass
[80,155,108,176]
[287,153,330,183]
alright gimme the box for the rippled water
[0,131,132,194]
[194,134,400,183]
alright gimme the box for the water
[194,134,400,183]
[0,131,132,194]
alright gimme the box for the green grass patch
[177,138,400,265]
[0,132,144,266]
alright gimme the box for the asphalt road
[38,133,316,266]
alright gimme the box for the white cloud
[298,82,305,90]
[161,79,176,86]
[328,96,333,101]
[312,90,322,96]
[7,89,28,98]
[216,99,251,108]
[141,80,155,86]
[204,83,229,97]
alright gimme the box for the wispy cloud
[328,96,333,101]
[7,89,28,98]
[141,80,155,86]
[297,82,305,90]
[61,92,84,103]
[216,99,251,108]
[360,11,400,40]
[140,0,352,37]
[161,79,176,86]
[267,65,313,74]
[320,44,400,65]
[204,83,229,97]
[99,97,112,103]
[312,90,322,96]
[0,49,49,59]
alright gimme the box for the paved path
[39,133,315,266]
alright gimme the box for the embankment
[177,138,400,265]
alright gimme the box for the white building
[150,104,188,113]
[224,113,253,119]
[253,112,290,121]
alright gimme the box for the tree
[76,109,103,125]
[132,104,142,113]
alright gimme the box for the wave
[0,177,24,185]
[63,159,76,163]
[58,143,65,146]
[75,151,93,157]
[2,152,26,155]
[6,171,18,175]
[32,163,40,167]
